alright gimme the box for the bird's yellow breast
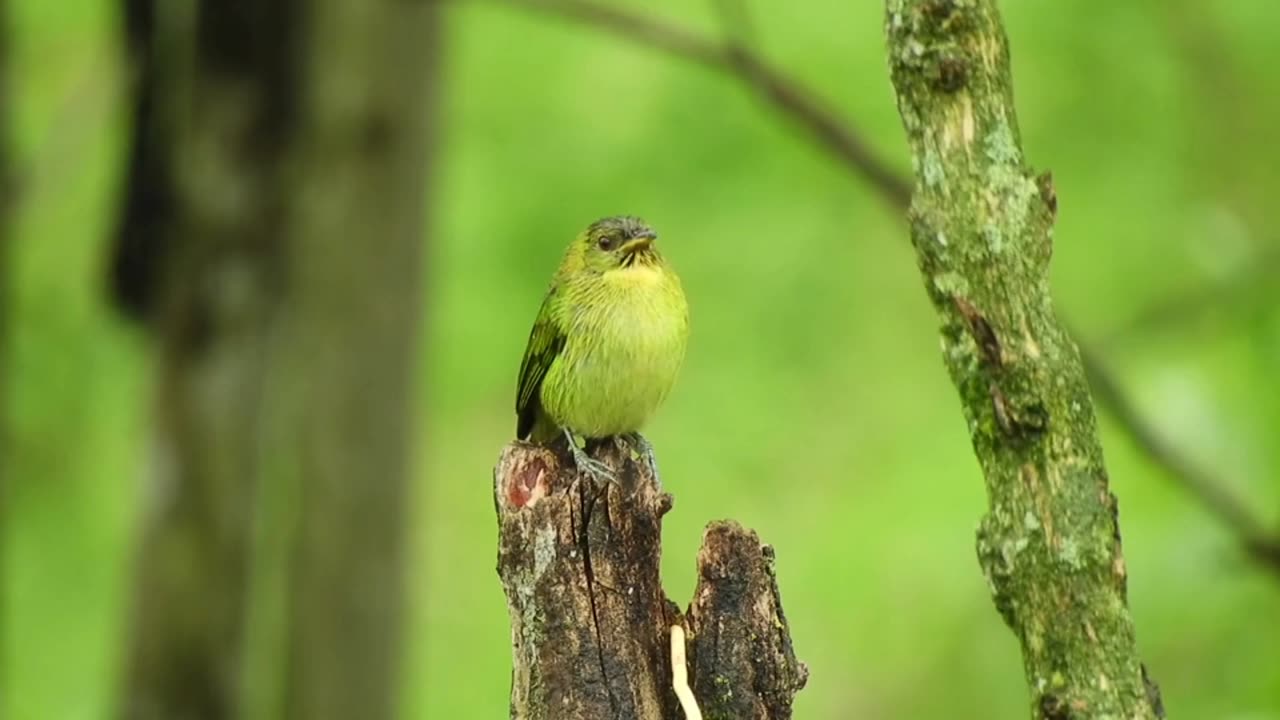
[540,263,689,438]
[602,264,666,289]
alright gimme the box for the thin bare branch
[1079,342,1280,572]
[477,0,912,209]
[466,0,1280,579]
[1103,246,1280,344]
[708,0,758,50]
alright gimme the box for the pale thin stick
[671,624,703,720]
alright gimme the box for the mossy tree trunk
[883,1,1164,718]
[114,1,439,718]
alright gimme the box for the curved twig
[477,0,912,209]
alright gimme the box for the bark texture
[495,442,806,720]
[116,1,438,718]
[685,524,808,720]
[884,1,1163,718]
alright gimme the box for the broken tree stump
[495,441,808,720]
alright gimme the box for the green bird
[515,216,689,483]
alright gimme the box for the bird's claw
[570,445,617,484]
[564,429,618,485]
[622,432,662,489]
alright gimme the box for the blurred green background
[5,0,1280,718]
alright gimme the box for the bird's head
[573,215,662,273]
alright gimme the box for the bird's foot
[563,429,617,485]
[622,432,663,489]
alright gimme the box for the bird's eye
[597,236,614,250]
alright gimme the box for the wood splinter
[671,624,702,720]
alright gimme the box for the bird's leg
[622,432,663,489]
[562,428,617,484]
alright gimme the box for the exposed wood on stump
[884,1,1163,718]
[495,442,807,720]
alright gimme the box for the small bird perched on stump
[515,216,689,483]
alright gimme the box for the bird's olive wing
[515,293,566,439]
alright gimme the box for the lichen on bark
[884,1,1163,717]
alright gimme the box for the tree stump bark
[494,441,808,720]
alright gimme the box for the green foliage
[4,0,1280,719]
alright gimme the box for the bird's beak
[620,235,654,255]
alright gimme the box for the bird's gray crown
[589,215,656,240]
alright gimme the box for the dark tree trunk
[114,1,439,718]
